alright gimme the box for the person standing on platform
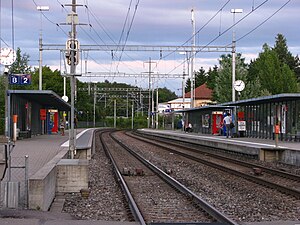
[223,113,232,138]
[60,120,65,136]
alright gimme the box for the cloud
[1,0,299,94]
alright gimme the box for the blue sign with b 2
[9,74,31,85]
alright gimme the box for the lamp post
[231,8,243,137]
[230,8,243,102]
[190,9,196,108]
[37,6,49,91]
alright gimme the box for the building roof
[168,98,191,104]
[8,90,71,111]
[185,83,213,100]
[177,105,234,113]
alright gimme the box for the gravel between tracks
[63,131,132,221]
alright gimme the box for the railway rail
[100,131,238,225]
[129,131,300,199]
[112,130,299,222]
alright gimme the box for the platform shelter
[182,93,300,141]
[7,90,71,139]
[182,105,234,135]
[223,93,300,141]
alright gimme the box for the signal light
[65,39,80,65]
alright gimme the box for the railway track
[100,131,238,225]
[129,131,300,198]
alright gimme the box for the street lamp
[37,6,50,91]
[230,8,243,102]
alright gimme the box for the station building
[182,93,300,141]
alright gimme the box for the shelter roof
[8,90,71,111]
[177,105,234,113]
[222,93,300,106]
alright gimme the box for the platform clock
[234,80,245,92]
[0,47,16,65]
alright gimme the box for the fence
[0,155,29,209]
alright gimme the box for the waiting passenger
[60,120,65,136]
[186,122,193,133]
[223,113,232,138]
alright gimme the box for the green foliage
[185,67,208,93]
[9,48,31,74]
[214,54,249,103]
[102,114,148,129]
[250,43,298,94]
[273,34,300,78]
[155,87,177,103]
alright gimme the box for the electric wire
[32,0,69,37]
[228,0,292,47]
[83,3,142,74]
[56,0,138,75]
[161,0,231,61]
[165,0,270,75]
[115,0,141,70]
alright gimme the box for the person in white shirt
[223,113,232,138]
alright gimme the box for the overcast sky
[1,0,299,95]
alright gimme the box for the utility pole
[144,58,156,128]
[67,0,79,159]
[93,83,96,127]
[231,8,243,102]
[114,99,116,128]
[37,6,49,91]
[191,9,196,108]
[156,86,159,129]
[131,100,134,130]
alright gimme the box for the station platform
[138,128,300,166]
[139,128,300,151]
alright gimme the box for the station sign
[238,121,246,131]
[9,74,31,85]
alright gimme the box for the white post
[190,9,195,108]
[37,6,49,91]
[231,8,243,102]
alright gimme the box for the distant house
[185,83,214,107]
[167,98,191,112]
[157,103,170,114]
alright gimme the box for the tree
[9,48,31,74]
[250,44,298,94]
[273,34,300,80]
[214,54,249,103]
[206,65,219,101]
[185,67,208,93]
[155,87,177,103]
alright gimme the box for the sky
[0,0,299,96]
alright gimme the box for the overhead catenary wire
[83,3,143,74]
[32,0,69,37]
[230,0,292,46]
[114,0,141,72]
[165,0,270,75]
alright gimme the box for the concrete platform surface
[139,129,300,151]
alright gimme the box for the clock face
[234,80,245,92]
[0,47,16,65]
